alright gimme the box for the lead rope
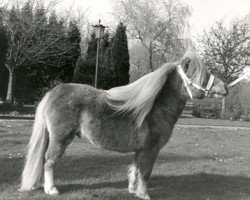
[228,71,250,88]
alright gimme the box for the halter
[176,65,215,99]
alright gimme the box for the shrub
[0,103,35,115]
[193,99,222,119]
[224,82,250,121]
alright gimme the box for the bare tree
[200,20,250,84]
[0,1,82,103]
[114,0,191,71]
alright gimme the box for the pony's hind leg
[133,147,159,200]
[44,141,65,195]
[44,133,75,195]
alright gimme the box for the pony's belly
[80,112,150,152]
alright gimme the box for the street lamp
[92,19,106,88]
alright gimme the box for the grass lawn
[178,118,250,128]
[0,119,250,200]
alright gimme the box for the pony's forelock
[105,63,176,128]
[182,52,207,87]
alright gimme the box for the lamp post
[92,19,106,88]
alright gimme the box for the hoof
[44,186,59,195]
[135,192,151,200]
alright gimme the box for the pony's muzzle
[208,81,228,99]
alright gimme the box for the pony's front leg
[128,163,138,194]
[133,147,159,200]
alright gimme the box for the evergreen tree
[73,32,114,89]
[98,32,112,89]
[73,24,130,89]
[103,40,117,89]
[0,22,8,100]
[15,1,34,103]
[44,13,66,84]
[31,4,48,92]
[63,21,81,82]
[34,5,46,25]
[111,23,130,86]
[48,12,58,29]
[74,32,96,86]
[73,57,84,83]
[34,5,47,36]
[21,1,33,27]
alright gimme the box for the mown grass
[178,117,250,128]
[0,120,250,200]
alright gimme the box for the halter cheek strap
[176,65,193,98]
[204,75,215,96]
[176,65,215,99]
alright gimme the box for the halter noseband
[176,65,215,99]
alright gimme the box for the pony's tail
[20,92,50,191]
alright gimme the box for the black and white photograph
[0,0,250,199]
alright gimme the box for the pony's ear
[181,57,191,73]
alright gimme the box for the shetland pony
[20,53,228,200]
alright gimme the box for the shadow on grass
[150,174,250,200]
[1,154,250,200]
[0,154,132,186]
[58,181,127,194]
[58,174,250,200]
[55,154,250,199]
[55,153,238,181]
[0,152,243,184]
[0,157,24,185]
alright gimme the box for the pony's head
[179,53,228,99]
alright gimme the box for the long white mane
[105,63,176,128]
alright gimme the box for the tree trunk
[6,69,14,104]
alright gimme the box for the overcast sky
[57,0,250,36]
[187,0,250,35]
